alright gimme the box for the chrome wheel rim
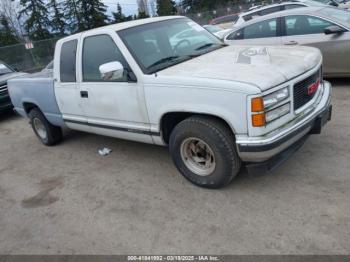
[33,118,47,140]
[180,137,216,176]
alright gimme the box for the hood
[158,45,321,91]
[0,72,27,85]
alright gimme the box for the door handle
[284,41,298,46]
[80,91,88,98]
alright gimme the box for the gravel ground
[0,79,349,255]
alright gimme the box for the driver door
[78,30,152,143]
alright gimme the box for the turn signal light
[252,113,266,127]
[251,97,264,112]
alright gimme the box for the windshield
[320,7,350,23]
[118,18,224,74]
[0,63,13,76]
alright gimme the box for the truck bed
[7,71,65,127]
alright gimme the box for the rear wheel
[29,108,62,146]
[169,116,241,189]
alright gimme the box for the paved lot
[0,79,349,255]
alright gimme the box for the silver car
[234,1,327,27]
[224,7,350,77]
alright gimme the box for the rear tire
[169,116,241,189]
[28,108,62,146]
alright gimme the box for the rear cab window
[60,40,77,82]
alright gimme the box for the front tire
[29,108,62,146]
[169,116,241,189]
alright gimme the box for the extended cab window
[82,34,128,82]
[244,19,277,39]
[60,40,77,82]
[285,15,336,36]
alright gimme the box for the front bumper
[236,81,332,163]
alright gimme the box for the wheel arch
[23,101,40,115]
[160,111,237,145]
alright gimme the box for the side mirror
[324,25,346,35]
[99,61,124,81]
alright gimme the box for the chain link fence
[0,37,60,73]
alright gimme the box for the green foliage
[59,0,110,33]
[137,11,150,19]
[0,15,19,47]
[80,0,109,30]
[49,0,66,36]
[112,3,133,23]
[181,0,235,13]
[157,0,177,16]
[112,3,124,23]
[18,0,51,40]
[64,0,86,33]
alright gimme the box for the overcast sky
[103,0,139,16]
[103,0,180,16]
[103,0,154,16]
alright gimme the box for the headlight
[263,87,289,108]
[265,103,290,123]
[250,87,291,127]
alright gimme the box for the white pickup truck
[8,16,332,188]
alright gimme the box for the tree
[112,3,125,23]
[18,0,51,40]
[180,0,234,13]
[0,15,19,47]
[157,0,177,16]
[0,0,24,40]
[80,0,109,30]
[49,0,66,36]
[64,0,84,33]
[137,11,150,19]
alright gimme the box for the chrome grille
[293,69,321,111]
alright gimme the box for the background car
[203,25,233,39]
[304,0,341,7]
[233,1,327,27]
[334,0,350,9]
[209,13,240,29]
[224,7,350,77]
[0,61,26,113]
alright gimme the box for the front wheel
[29,108,62,146]
[169,116,241,189]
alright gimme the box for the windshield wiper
[146,56,180,70]
[195,43,227,51]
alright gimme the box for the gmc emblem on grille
[306,79,320,95]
